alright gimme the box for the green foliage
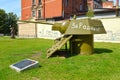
[0,9,18,35]
[86,7,94,18]
[0,9,7,33]
[7,13,18,33]
[0,37,120,80]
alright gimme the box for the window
[38,0,42,4]
[32,0,36,5]
[80,4,83,11]
[32,10,36,17]
[38,10,42,18]
[65,0,68,7]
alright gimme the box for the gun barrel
[52,21,70,34]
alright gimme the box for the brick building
[21,0,88,20]
[102,1,114,8]
[87,0,102,9]
[21,0,43,20]
[19,0,120,42]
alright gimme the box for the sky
[0,0,21,17]
[0,0,119,17]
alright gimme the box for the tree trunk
[10,27,15,39]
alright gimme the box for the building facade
[87,0,102,9]
[20,0,120,43]
[21,0,88,20]
[102,1,114,8]
[21,0,43,20]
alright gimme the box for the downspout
[62,0,64,18]
[43,0,45,19]
[116,0,119,17]
[35,23,37,38]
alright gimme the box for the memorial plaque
[10,59,39,72]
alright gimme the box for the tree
[86,7,94,18]
[0,9,18,38]
[7,12,18,38]
[0,9,7,34]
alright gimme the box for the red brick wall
[21,0,32,20]
[87,0,102,9]
[21,0,87,20]
[63,0,72,14]
[44,0,87,18]
[21,0,42,20]
[44,0,62,18]
[64,0,87,18]
[103,1,114,8]
[87,0,94,9]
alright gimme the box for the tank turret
[47,18,106,58]
[52,18,106,35]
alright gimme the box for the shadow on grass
[94,48,113,54]
[50,48,113,58]
[50,50,70,58]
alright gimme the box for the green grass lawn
[0,36,120,80]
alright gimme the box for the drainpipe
[116,0,119,17]
[43,0,45,19]
[62,0,64,18]
[35,23,37,38]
